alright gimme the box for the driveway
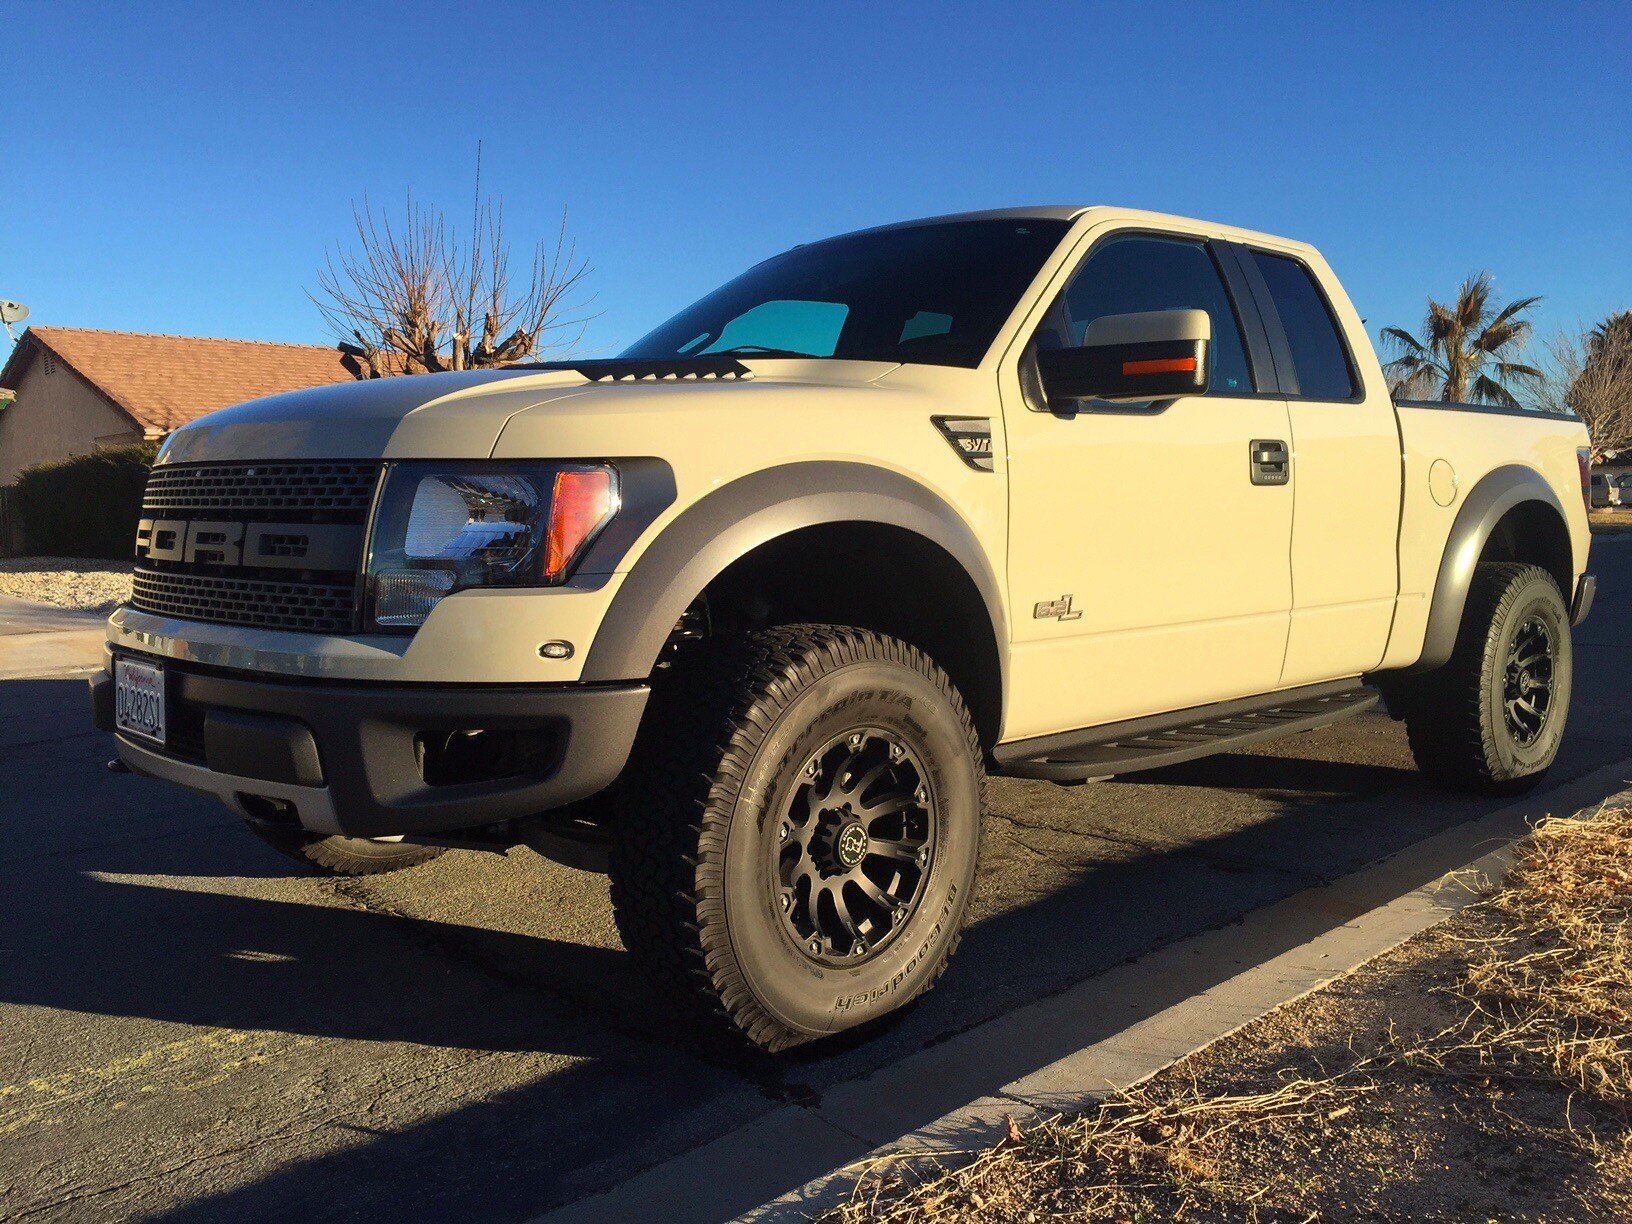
[5,542,1630,1221]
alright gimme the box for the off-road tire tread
[244,823,447,877]
[1395,562,1562,794]
[606,625,985,1051]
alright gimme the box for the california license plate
[114,658,166,746]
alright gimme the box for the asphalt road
[5,541,1631,1222]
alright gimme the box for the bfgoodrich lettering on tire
[606,625,984,1051]
[1391,562,1572,795]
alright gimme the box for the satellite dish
[0,301,26,341]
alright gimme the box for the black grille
[132,570,358,635]
[142,462,380,520]
[130,461,378,633]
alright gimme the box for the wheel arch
[1411,464,1575,673]
[580,462,1008,749]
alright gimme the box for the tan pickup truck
[94,206,1594,1049]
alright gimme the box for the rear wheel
[243,822,447,876]
[606,625,984,1051]
[1390,562,1571,794]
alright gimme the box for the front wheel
[1390,562,1572,794]
[607,626,984,1051]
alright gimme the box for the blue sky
[3,1,1628,364]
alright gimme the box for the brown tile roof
[6,327,364,433]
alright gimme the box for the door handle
[1250,439,1290,486]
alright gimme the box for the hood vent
[519,357,753,383]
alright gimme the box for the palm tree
[1381,273,1543,406]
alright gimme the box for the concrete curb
[0,596,108,678]
[531,758,1632,1224]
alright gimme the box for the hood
[156,358,900,465]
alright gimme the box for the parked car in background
[1591,473,1611,507]
[1612,474,1632,507]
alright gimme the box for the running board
[996,680,1379,783]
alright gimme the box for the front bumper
[92,651,648,837]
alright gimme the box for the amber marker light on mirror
[1123,357,1198,376]
[545,468,619,581]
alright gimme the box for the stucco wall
[0,353,142,484]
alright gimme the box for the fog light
[374,569,455,627]
[539,640,574,660]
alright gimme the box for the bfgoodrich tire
[243,822,447,876]
[606,625,984,1052]
[1393,562,1572,794]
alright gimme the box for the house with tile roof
[0,327,369,484]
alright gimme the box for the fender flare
[1410,464,1571,673]
[579,461,1009,696]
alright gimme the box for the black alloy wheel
[776,728,935,966]
[1501,616,1556,748]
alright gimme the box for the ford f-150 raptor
[93,206,1595,1050]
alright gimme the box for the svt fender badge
[932,416,994,472]
[1034,594,1083,622]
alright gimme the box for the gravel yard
[0,557,133,615]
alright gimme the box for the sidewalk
[0,595,107,678]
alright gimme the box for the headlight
[366,462,619,629]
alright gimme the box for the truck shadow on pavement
[5,674,1628,1221]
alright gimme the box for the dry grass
[1589,509,1632,534]
[1435,806,1632,1099]
[828,803,1632,1222]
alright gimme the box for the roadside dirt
[0,556,132,614]
[1590,509,1632,535]
[832,804,1632,1222]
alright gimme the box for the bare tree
[1533,313,1632,460]
[313,158,589,377]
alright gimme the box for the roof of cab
[833,205,1315,256]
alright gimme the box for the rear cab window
[1249,251,1359,400]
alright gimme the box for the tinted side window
[1250,252,1357,399]
[1043,235,1253,395]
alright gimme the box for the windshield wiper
[708,345,817,358]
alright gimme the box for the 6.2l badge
[1034,594,1082,622]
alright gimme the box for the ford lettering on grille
[134,519,363,571]
[129,461,381,634]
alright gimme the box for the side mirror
[1035,309,1211,405]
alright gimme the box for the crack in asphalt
[6,1040,514,1219]
[0,728,102,753]
[6,1104,357,1220]
[322,876,610,1015]
[0,818,241,871]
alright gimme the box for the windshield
[621,218,1072,369]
